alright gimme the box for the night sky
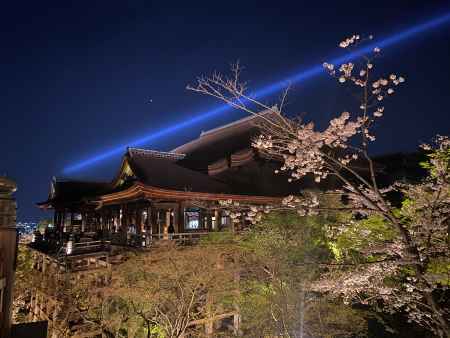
[1,1,450,222]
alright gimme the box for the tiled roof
[37,179,111,207]
[127,147,185,161]
[126,152,230,194]
[173,110,278,170]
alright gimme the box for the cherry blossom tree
[188,36,450,337]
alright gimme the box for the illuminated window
[221,216,230,227]
[72,213,82,226]
[185,208,201,230]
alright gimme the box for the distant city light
[63,11,450,174]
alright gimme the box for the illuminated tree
[71,245,238,338]
[12,245,36,323]
[37,218,52,233]
[188,35,450,337]
[238,211,369,338]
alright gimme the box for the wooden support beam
[164,210,170,240]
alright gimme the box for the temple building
[30,111,317,337]
[36,111,319,252]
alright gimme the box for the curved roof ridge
[127,147,186,161]
[53,177,110,184]
[199,108,276,138]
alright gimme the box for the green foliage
[73,245,237,337]
[13,245,37,323]
[305,299,369,338]
[241,211,332,267]
[419,142,450,178]
[239,280,276,337]
[239,211,369,337]
[37,218,52,233]
[332,215,398,261]
[200,229,235,244]
[427,258,450,286]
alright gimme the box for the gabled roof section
[111,148,187,189]
[37,178,111,209]
[173,109,277,170]
[125,150,230,194]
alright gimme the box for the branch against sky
[189,35,450,337]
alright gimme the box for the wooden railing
[144,232,211,246]
[171,232,210,243]
[109,231,211,247]
[62,240,111,256]
[30,245,112,276]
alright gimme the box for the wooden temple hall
[37,112,308,252]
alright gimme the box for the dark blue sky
[1,1,450,221]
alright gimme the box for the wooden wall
[0,177,18,338]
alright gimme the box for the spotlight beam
[63,11,450,174]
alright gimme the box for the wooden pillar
[205,294,214,337]
[233,312,241,335]
[108,208,112,232]
[51,305,60,338]
[29,293,35,321]
[136,205,142,234]
[206,210,213,231]
[213,210,219,231]
[233,253,241,336]
[178,202,184,233]
[164,210,170,240]
[59,211,63,235]
[145,206,150,232]
[151,207,158,236]
[70,212,75,233]
[119,204,124,229]
[205,320,214,336]
[55,211,61,241]
[52,211,57,231]
[173,205,179,233]
[113,207,118,233]
[81,212,86,233]
[62,211,66,233]
[35,293,40,321]
[109,209,113,232]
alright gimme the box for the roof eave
[98,182,282,205]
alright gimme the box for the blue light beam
[64,11,450,174]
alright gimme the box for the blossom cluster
[338,34,360,48]
[282,194,319,216]
[371,74,405,103]
[312,261,398,304]
[323,37,406,129]
[254,111,364,184]
[312,260,446,334]
[218,199,272,225]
